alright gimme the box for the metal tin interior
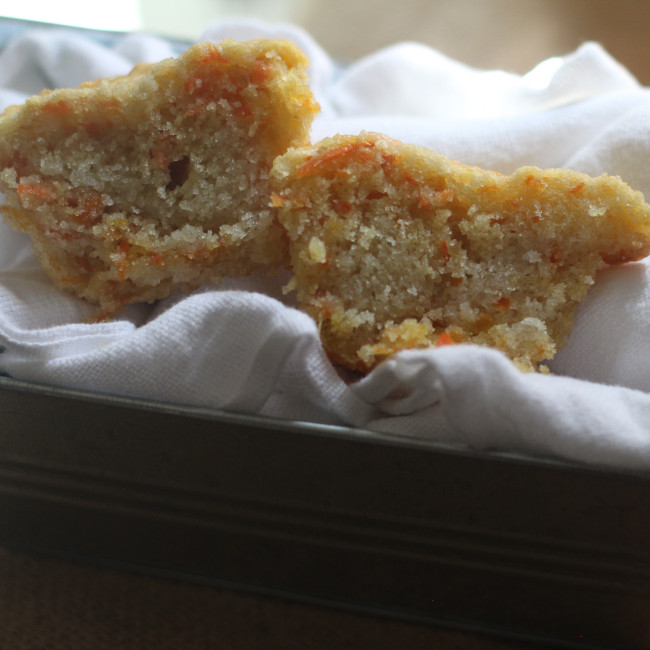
[1,375,649,649]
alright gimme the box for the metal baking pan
[1,374,649,649]
[1,16,650,650]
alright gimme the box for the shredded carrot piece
[318,304,333,319]
[42,100,72,116]
[83,122,103,138]
[296,143,375,178]
[380,152,402,168]
[436,332,455,347]
[548,244,563,265]
[199,48,229,67]
[332,200,352,215]
[601,250,635,265]
[497,296,511,311]
[232,102,253,117]
[185,77,202,94]
[100,98,121,112]
[17,183,57,203]
[251,60,272,85]
[420,189,454,208]
[440,240,450,263]
[45,228,79,241]
[524,175,545,189]
[76,193,104,224]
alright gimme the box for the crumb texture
[271,132,650,372]
[0,39,318,312]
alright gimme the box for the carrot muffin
[0,39,318,313]
[270,132,650,372]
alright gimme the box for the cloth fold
[1,21,650,471]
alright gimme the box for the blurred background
[2,0,650,82]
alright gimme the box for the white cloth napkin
[2,20,650,472]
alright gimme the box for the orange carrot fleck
[548,244,563,265]
[296,142,375,178]
[440,240,450,263]
[569,183,585,194]
[436,332,455,347]
[525,175,545,189]
[46,228,78,241]
[42,100,72,116]
[601,250,636,265]
[233,102,253,117]
[332,200,352,216]
[100,98,121,112]
[17,183,57,203]
[251,60,272,85]
[496,296,511,311]
[77,193,104,224]
[83,122,103,138]
[319,304,333,319]
[200,48,229,67]
[185,77,201,94]
[381,152,402,168]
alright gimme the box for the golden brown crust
[271,132,650,372]
[0,39,319,313]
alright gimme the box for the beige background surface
[142,0,650,84]
[5,1,650,83]
[298,0,650,83]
